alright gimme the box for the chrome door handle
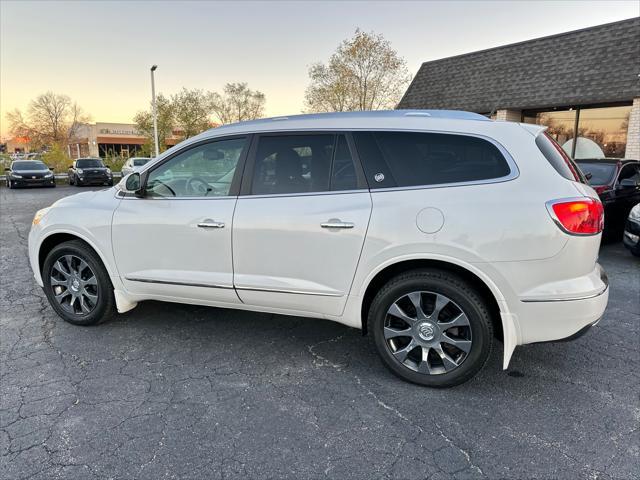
[197,220,225,229]
[321,221,354,229]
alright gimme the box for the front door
[232,133,372,316]
[112,136,249,304]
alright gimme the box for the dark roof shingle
[398,18,640,113]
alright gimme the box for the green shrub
[41,144,71,173]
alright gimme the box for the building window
[523,105,632,159]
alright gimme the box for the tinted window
[576,162,616,186]
[353,131,510,188]
[76,159,104,168]
[251,134,335,195]
[331,135,357,191]
[12,161,48,171]
[618,164,640,185]
[146,138,246,197]
[535,133,584,182]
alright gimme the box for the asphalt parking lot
[1,185,638,480]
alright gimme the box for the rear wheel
[42,240,116,326]
[368,269,493,388]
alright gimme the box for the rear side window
[535,133,585,183]
[353,131,511,188]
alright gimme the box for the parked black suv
[5,160,56,188]
[576,159,640,239]
[68,158,113,186]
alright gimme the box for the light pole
[150,65,159,157]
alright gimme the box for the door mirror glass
[123,172,141,193]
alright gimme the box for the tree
[133,94,175,154]
[305,29,411,112]
[210,83,266,124]
[6,92,89,148]
[171,88,213,139]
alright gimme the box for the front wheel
[42,240,116,326]
[368,269,493,388]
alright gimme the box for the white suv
[28,111,608,387]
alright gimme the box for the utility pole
[150,65,159,157]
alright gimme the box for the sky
[1,0,638,138]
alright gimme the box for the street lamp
[150,65,159,157]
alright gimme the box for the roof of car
[189,109,541,142]
[12,160,44,165]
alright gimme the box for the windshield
[12,161,48,171]
[133,158,150,166]
[576,162,616,186]
[77,159,105,168]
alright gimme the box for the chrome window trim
[238,189,367,200]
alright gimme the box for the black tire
[42,240,116,326]
[107,180,114,187]
[7,180,11,189]
[68,175,74,185]
[368,269,493,388]
[75,175,82,186]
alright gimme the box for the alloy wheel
[49,254,99,315]
[384,291,472,375]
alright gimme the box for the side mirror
[4,167,9,172]
[584,172,593,181]
[69,165,73,169]
[49,167,55,172]
[122,172,144,197]
[618,178,638,189]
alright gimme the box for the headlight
[45,172,53,178]
[76,168,84,174]
[630,204,640,222]
[11,173,22,178]
[32,207,51,226]
[106,168,112,175]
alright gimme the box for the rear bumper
[514,265,609,345]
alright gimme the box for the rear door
[232,132,371,316]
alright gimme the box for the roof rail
[209,109,490,131]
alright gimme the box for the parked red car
[576,159,640,239]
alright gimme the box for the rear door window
[249,133,361,195]
[353,131,511,188]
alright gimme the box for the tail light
[546,198,604,235]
